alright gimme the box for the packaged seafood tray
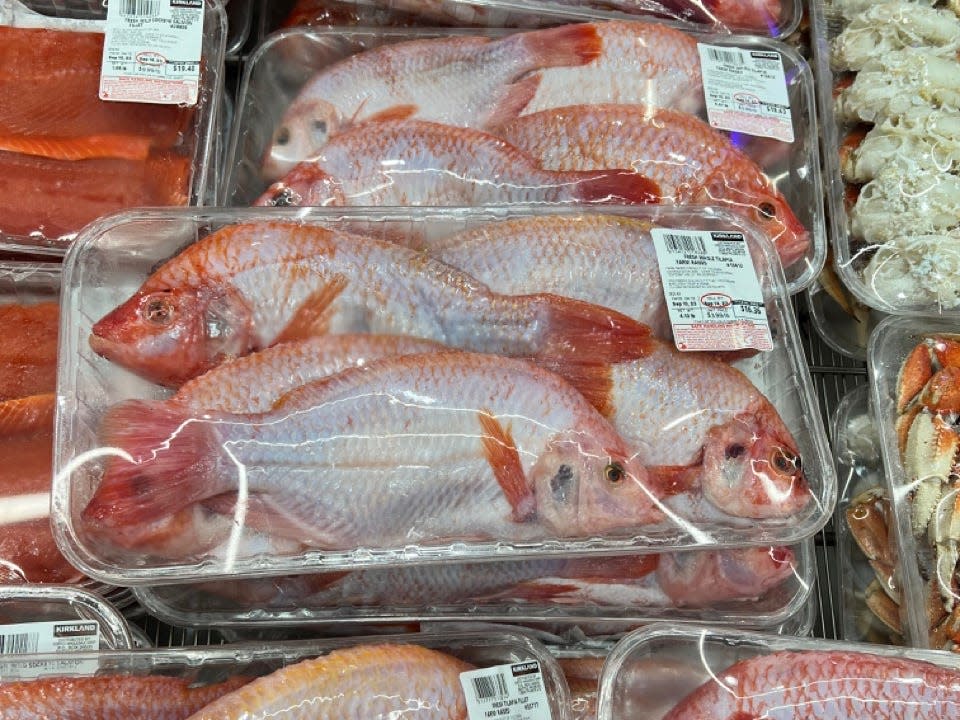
[227,22,825,294]
[53,204,834,585]
[870,315,960,651]
[831,384,902,645]
[595,623,960,719]
[0,628,572,716]
[0,0,226,251]
[0,584,135,651]
[131,540,814,629]
[819,0,960,316]
[263,0,800,36]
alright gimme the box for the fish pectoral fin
[648,463,702,496]
[477,580,583,603]
[274,274,349,344]
[364,104,419,123]
[478,410,536,523]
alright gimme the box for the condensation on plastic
[261,0,801,37]
[870,315,960,650]
[0,629,572,719]
[830,384,902,645]
[818,0,960,316]
[130,541,814,629]
[52,205,834,585]
[226,25,825,294]
[0,0,226,251]
[596,624,960,720]
[0,585,135,650]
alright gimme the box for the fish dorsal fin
[478,410,535,522]
[365,104,419,123]
[275,274,349,344]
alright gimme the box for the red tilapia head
[657,545,795,606]
[262,98,343,183]
[701,403,810,518]
[90,285,254,387]
[708,0,782,32]
[531,434,664,536]
[254,163,344,208]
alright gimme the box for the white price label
[461,661,553,720]
[697,44,794,142]
[0,620,100,679]
[100,0,204,105]
[651,228,773,352]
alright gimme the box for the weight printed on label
[461,661,552,720]
[0,620,100,679]
[651,228,773,353]
[697,44,794,143]
[100,0,204,105]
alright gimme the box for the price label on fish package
[651,228,773,353]
[100,0,204,105]
[461,661,553,720]
[0,620,100,679]
[697,44,794,143]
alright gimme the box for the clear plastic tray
[227,24,825,294]
[131,541,814,629]
[805,273,885,362]
[0,0,226,251]
[0,585,134,651]
[257,0,485,35]
[0,628,571,716]
[53,205,834,586]
[870,315,960,651]
[819,0,960,316]
[831,383,903,645]
[597,624,960,719]
[226,0,253,57]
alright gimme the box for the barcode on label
[471,672,509,701]
[0,633,39,654]
[662,233,707,255]
[120,0,161,16]
[706,47,744,65]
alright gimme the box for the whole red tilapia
[496,104,810,271]
[89,221,650,386]
[255,120,659,208]
[263,24,602,179]
[662,650,960,719]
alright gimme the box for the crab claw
[847,488,897,570]
[905,412,958,532]
[932,335,960,369]
[839,126,869,182]
[898,342,934,413]
[922,366,960,413]
[865,578,903,635]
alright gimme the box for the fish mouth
[88,331,120,361]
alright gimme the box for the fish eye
[313,119,328,135]
[143,296,175,326]
[275,127,291,146]
[604,461,624,484]
[270,186,299,207]
[757,201,777,220]
[725,444,746,459]
[772,449,800,473]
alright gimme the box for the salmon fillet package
[597,625,960,719]
[0,1,226,249]
[227,21,824,294]
[0,628,571,719]
[51,206,834,587]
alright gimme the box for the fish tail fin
[520,23,602,68]
[82,400,223,529]
[535,359,615,418]
[569,170,662,205]
[484,74,542,130]
[533,294,653,365]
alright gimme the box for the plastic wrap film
[131,540,814,629]
[596,624,960,720]
[831,384,903,645]
[0,629,571,719]
[821,0,960,316]
[225,0,252,57]
[51,205,833,586]
[227,23,824,293]
[0,0,226,251]
[870,316,960,652]
[260,0,800,36]
[0,584,135,650]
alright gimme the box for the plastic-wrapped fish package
[0,584,135,651]
[820,0,960,315]
[596,624,960,719]
[228,21,824,293]
[260,0,800,35]
[0,629,571,717]
[257,0,490,35]
[132,540,813,629]
[0,0,225,250]
[51,205,833,587]
[832,384,903,645]
[870,316,960,651]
